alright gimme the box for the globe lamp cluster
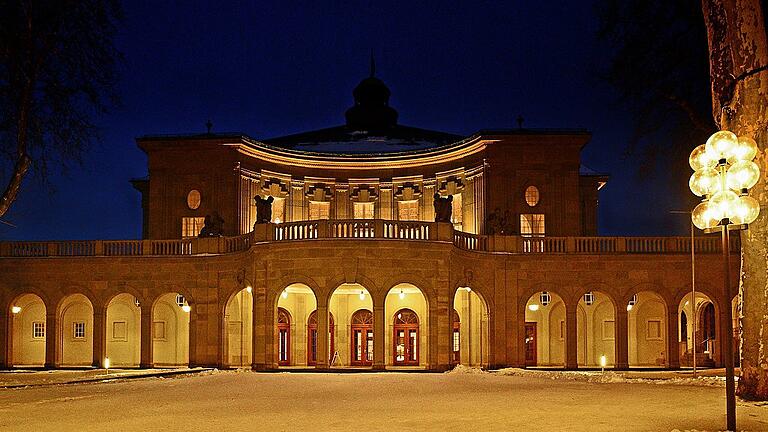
[689,131,761,230]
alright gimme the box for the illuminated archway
[328,283,373,367]
[385,284,427,367]
[678,292,717,367]
[58,294,94,367]
[627,291,667,367]
[152,293,190,367]
[576,291,616,367]
[105,293,141,367]
[454,287,489,367]
[276,284,316,367]
[224,288,253,367]
[524,291,566,367]
[9,293,46,367]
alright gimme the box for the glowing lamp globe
[692,201,717,230]
[726,160,760,191]
[689,144,718,171]
[731,195,760,225]
[689,168,721,197]
[709,190,739,222]
[705,130,738,161]
[728,136,759,164]
[528,304,539,311]
[181,304,191,313]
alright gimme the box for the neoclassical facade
[0,73,739,371]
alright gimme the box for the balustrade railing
[0,219,736,257]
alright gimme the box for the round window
[525,186,540,207]
[187,190,201,210]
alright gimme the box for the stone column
[615,308,629,370]
[188,305,198,367]
[373,303,385,370]
[140,307,153,368]
[565,304,578,370]
[92,305,106,368]
[667,309,680,369]
[315,305,329,369]
[251,289,268,370]
[45,311,57,369]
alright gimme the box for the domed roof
[344,72,398,130]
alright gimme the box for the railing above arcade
[0,219,736,258]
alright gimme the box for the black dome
[345,75,398,130]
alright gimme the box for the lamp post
[689,130,761,432]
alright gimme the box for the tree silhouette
[0,0,121,220]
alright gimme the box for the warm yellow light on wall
[246,285,252,294]
[281,290,288,299]
[399,289,405,300]
[528,304,539,311]
[182,305,191,313]
[600,355,607,371]
[104,357,110,369]
[11,306,21,314]
[626,304,633,311]
[359,290,365,301]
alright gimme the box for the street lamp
[689,130,760,432]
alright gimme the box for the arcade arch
[453,287,489,367]
[577,291,616,367]
[524,291,566,367]
[328,283,372,367]
[626,291,667,367]
[58,293,94,367]
[105,293,141,367]
[224,288,253,367]
[152,293,190,367]
[276,284,316,367]
[385,283,428,367]
[9,293,46,367]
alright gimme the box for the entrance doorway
[351,309,373,366]
[525,322,537,366]
[277,307,291,366]
[393,309,419,366]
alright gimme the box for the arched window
[307,311,335,366]
[351,309,374,366]
[452,310,461,364]
[277,308,291,366]
[525,186,540,207]
[393,309,419,366]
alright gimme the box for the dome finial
[370,49,376,77]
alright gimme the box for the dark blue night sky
[0,1,695,241]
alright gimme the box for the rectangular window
[73,322,86,339]
[32,322,45,339]
[353,202,375,219]
[153,321,166,340]
[453,330,460,352]
[602,320,615,340]
[520,214,545,237]
[181,216,206,238]
[451,193,463,231]
[309,201,330,220]
[559,320,565,341]
[271,197,286,223]
[646,319,662,340]
[398,200,419,221]
[112,321,127,341]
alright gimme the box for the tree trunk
[702,0,768,400]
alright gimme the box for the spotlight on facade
[104,357,110,370]
[359,290,365,301]
[626,304,633,311]
[182,304,191,313]
[11,306,21,314]
[600,354,607,372]
[399,289,405,300]
[274,218,282,224]
[464,287,472,292]
[528,304,539,312]
[246,285,252,294]
[281,290,288,299]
